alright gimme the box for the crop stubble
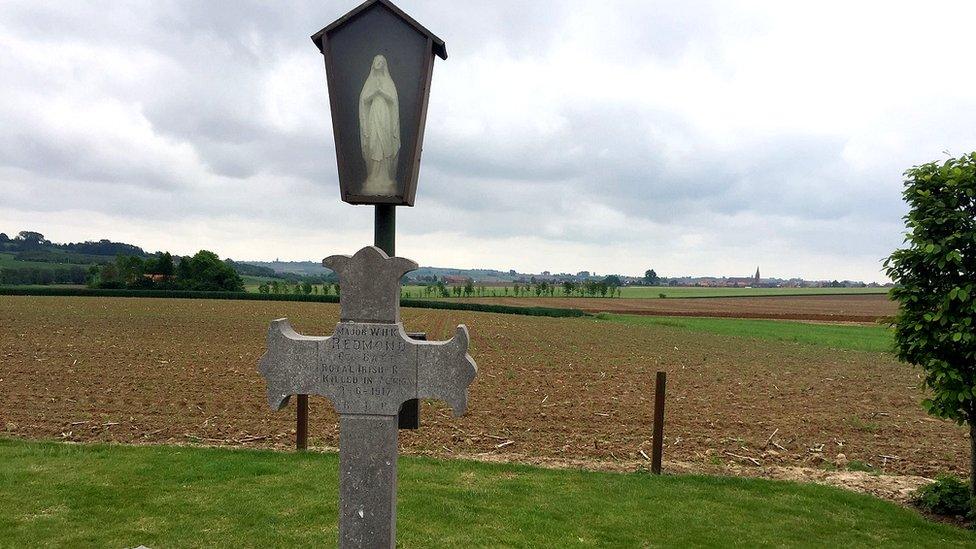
[0,296,963,478]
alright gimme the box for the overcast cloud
[2,0,975,282]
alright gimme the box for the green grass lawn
[602,314,894,353]
[400,284,889,299]
[0,439,969,547]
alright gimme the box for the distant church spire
[754,266,761,284]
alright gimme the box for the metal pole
[296,393,309,451]
[374,204,396,256]
[651,371,666,474]
[375,204,420,430]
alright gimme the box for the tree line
[414,277,624,299]
[256,280,340,296]
[1,230,145,256]
[88,250,244,292]
[0,265,88,285]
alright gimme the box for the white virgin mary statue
[359,54,400,195]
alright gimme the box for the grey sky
[2,1,975,282]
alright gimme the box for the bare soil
[0,296,961,492]
[448,294,897,322]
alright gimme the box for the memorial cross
[258,245,476,548]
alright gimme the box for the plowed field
[0,296,961,479]
[448,294,897,322]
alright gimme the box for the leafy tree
[176,255,191,280]
[603,274,622,287]
[0,233,8,243]
[562,281,574,296]
[464,279,474,297]
[148,252,175,276]
[64,238,145,257]
[885,152,976,494]
[99,263,122,288]
[177,250,244,291]
[258,283,270,294]
[15,231,47,250]
[116,255,146,286]
[86,265,100,286]
[17,230,45,242]
[301,281,313,295]
[644,269,659,285]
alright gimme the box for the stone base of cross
[258,246,477,548]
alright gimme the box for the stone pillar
[338,415,399,549]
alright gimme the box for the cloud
[2,0,976,283]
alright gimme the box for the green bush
[913,475,972,516]
[885,153,976,494]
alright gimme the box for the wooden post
[296,394,309,451]
[651,371,666,474]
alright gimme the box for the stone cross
[258,246,476,548]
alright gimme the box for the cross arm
[415,325,477,416]
[258,318,329,411]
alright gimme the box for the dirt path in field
[445,294,897,322]
[0,296,962,498]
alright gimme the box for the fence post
[651,371,666,474]
[296,394,308,451]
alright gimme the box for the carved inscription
[321,323,415,403]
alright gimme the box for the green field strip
[602,314,894,353]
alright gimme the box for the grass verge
[0,439,969,547]
[601,314,893,353]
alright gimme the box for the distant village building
[720,267,765,288]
